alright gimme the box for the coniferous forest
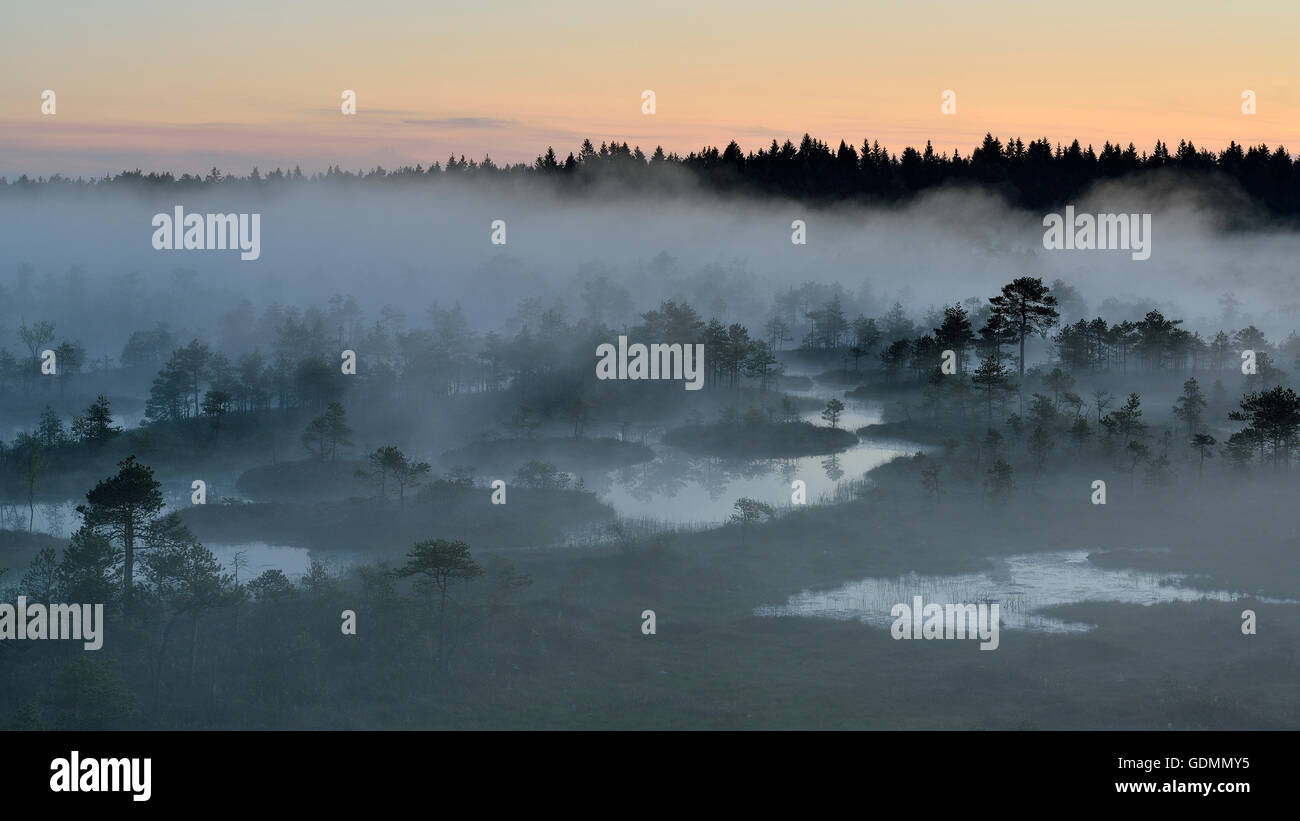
[8,132,1300,218]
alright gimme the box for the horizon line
[3,132,1295,183]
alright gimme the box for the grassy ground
[413,470,1300,729]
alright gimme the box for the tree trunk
[124,517,135,591]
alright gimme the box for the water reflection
[207,542,316,581]
[3,472,249,539]
[820,453,845,482]
[595,397,919,525]
[756,550,1297,633]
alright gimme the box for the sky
[2,0,1297,177]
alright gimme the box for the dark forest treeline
[5,133,1300,216]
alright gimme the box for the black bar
[3,730,1284,808]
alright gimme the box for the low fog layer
[2,177,1298,358]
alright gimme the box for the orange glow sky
[3,0,1297,176]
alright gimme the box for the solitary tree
[78,456,164,594]
[302,418,328,460]
[988,277,1060,378]
[356,445,429,505]
[391,453,431,504]
[72,395,121,447]
[730,497,775,544]
[821,398,846,428]
[18,320,55,387]
[1172,378,1207,438]
[318,402,353,460]
[1108,393,1147,441]
[394,539,484,667]
[1190,433,1216,479]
